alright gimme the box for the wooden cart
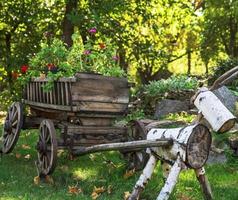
[1,73,170,177]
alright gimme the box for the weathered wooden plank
[74,73,128,85]
[23,100,74,111]
[72,93,129,104]
[78,117,114,126]
[57,82,61,105]
[72,101,128,113]
[31,77,76,82]
[61,82,65,105]
[27,84,30,100]
[66,126,127,135]
[65,82,69,105]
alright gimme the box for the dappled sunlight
[72,168,99,181]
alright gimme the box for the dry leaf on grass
[124,191,131,200]
[91,186,106,199]
[107,185,112,194]
[24,154,31,159]
[123,168,135,179]
[33,176,40,185]
[59,165,69,172]
[68,186,82,195]
[21,144,31,150]
[45,175,54,184]
[15,153,21,159]
[177,193,192,200]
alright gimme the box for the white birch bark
[129,155,157,200]
[157,157,182,200]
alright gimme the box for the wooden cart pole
[72,139,173,155]
[195,167,213,200]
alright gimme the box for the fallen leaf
[59,165,69,172]
[107,185,112,194]
[124,191,131,200]
[22,144,31,150]
[123,168,135,179]
[24,154,31,159]
[15,153,21,159]
[33,176,40,185]
[68,186,82,195]
[91,192,99,200]
[93,186,106,194]
[45,175,54,184]
[91,186,106,199]
[177,193,192,200]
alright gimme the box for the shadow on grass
[0,127,238,199]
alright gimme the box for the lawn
[1,119,238,200]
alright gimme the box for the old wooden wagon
[1,72,171,177]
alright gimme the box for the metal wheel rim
[2,102,23,153]
[37,119,57,176]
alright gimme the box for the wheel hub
[4,120,12,133]
[36,141,47,154]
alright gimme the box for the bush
[144,75,198,97]
[209,58,238,88]
[133,75,198,116]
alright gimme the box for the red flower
[47,63,55,70]
[21,65,28,74]
[12,72,19,79]
[99,43,106,49]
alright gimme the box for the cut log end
[218,119,236,133]
[186,124,212,169]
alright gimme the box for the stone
[213,86,238,116]
[154,99,189,118]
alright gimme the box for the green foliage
[20,34,125,91]
[209,58,238,88]
[164,112,196,124]
[68,33,125,77]
[144,75,198,97]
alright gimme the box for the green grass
[1,124,238,200]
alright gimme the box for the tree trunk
[5,33,13,93]
[187,49,191,75]
[62,0,78,48]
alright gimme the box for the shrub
[209,58,238,88]
[144,75,198,97]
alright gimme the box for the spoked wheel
[36,119,57,176]
[1,102,23,154]
[125,120,149,171]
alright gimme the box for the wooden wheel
[125,120,149,171]
[1,102,23,154]
[36,119,57,176]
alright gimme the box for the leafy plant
[19,32,125,91]
[209,58,238,89]
[144,75,198,97]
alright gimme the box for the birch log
[157,157,182,200]
[129,155,157,200]
[147,124,211,169]
[194,88,236,133]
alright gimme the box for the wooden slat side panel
[72,101,128,113]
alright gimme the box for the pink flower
[21,65,28,74]
[112,55,119,61]
[88,28,97,34]
[83,50,91,55]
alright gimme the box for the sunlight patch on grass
[72,168,98,180]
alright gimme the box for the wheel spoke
[12,120,18,127]
[12,110,18,122]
